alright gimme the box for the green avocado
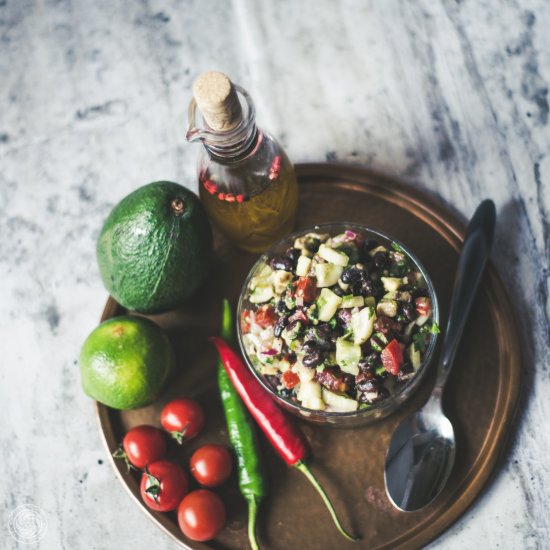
[97,181,213,313]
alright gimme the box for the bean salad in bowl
[237,223,439,425]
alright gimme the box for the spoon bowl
[385,399,456,511]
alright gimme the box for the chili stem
[247,497,260,550]
[295,461,359,542]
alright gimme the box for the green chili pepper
[217,299,267,550]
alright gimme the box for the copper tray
[96,163,521,550]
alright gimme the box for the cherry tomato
[190,445,233,487]
[161,398,205,444]
[115,425,167,469]
[381,339,404,375]
[254,305,278,328]
[178,490,226,542]
[140,460,189,512]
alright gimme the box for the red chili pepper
[209,337,359,542]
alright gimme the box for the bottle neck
[187,85,260,162]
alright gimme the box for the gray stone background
[1,1,548,548]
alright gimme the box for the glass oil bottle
[187,71,298,253]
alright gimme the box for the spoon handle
[432,199,496,397]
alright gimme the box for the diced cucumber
[351,306,376,344]
[322,388,358,412]
[298,381,325,410]
[315,263,344,288]
[256,264,273,278]
[296,255,312,277]
[376,299,398,317]
[368,245,388,257]
[407,344,422,369]
[365,296,376,307]
[249,284,273,303]
[381,277,404,292]
[296,363,315,382]
[316,288,342,322]
[336,337,361,374]
[273,270,293,294]
[339,295,365,308]
[338,279,350,292]
[318,244,349,267]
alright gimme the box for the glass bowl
[237,223,439,427]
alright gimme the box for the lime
[79,316,175,410]
[96,181,213,314]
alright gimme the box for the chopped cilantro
[413,331,428,352]
[329,317,338,329]
[391,241,404,253]
[430,322,440,334]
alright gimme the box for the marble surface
[1,0,549,548]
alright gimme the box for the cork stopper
[193,71,242,132]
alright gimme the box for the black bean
[341,267,362,284]
[285,247,301,264]
[359,279,374,297]
[287,351,297,363]
[357,358,375,374]
[279,388,293,398]
[270,256,294,272]
[303,340,317,353]
[373,280,385,300]
[374,251,387,268]
[273,317,287,337]
[401,302,416,321]
[330,285,345,297]
[304,236,321,252]
[357,377,379,393]
[316,323,332,338]
[303,351,325,369]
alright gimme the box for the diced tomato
[381,339,404,375]
[254,305,278,328]
[295,277,317,304]
[282,370,300,389]
[241,310,251,333]
[415,297,432,317]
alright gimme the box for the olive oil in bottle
[187,72,298,253]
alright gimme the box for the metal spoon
[384,199,496,512]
